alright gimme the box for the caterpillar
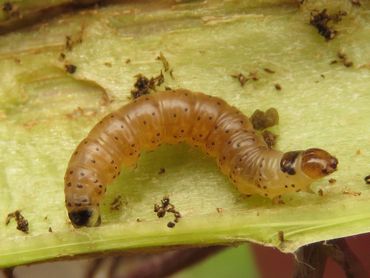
[64,89,338,227]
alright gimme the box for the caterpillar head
[281,148,338,179]
[68,207,101,228]
[300,148,338,179]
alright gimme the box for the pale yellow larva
[64,89,338,227]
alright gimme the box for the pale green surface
[0,0,369,268]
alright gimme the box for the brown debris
[318,189,324,196]
[5,210,29,233]
[154,196,181,228]
[231,71,259,87]
[216,207,223,213]
[342,190,361,196]
[278,231,285,243]
[48,227,53,232]
[310,9,347,41]
[328,178,337,184]
[351,0,361,6]
[364,175,370,185]
[158,168,166,175]
[250,107,279,130]
[110,195,123,211]
[125,58,131,64]
[231,73,248,87]
[66,107,97,120]
[65,64,77,74]
[2,2,20,18]
[274,83,282,91]
[156,52,170,72]
[65,32,83,52]
[130,72,165,99]
[167,221,175,228]
[59,52,66,61]
[263,68,275,74]
[335,51,353,67]
[262,130,278,148]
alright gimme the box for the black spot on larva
[98,185,103,188]
[181,129,184,133]
[129,153,133,156]
[280,151,300,175]
[67,182,72,187]
[84,141,88,144]
[151,140,155,143]
[185,108,189,112]
[74,151,78,155]
[211,142,215,146]
[156,133,160,137]
[185,93,188,96]
[111,115,114,118]
[91,159,96,163]
[199,134,203,138]
[263,186,267,189]
[197,116,201,121]
[217,102,221,105]
[94,179,98,183]
[111,160,114,164]
[77,184,83,188]
[96,148,100,151]
[264,193,268,197]
[225,130,229,134]
[131,144,135,147]
[120,125,124,129]
[69,170,73,174]
[152,112,156,116]
[209,116,213,120]
[143,121,147,125]
[173,113,177,118]
[114,136,118,140]
[80,172,85,176]
[291,184,295,188]
[285,185,288,188]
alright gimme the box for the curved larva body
[65,89,338,227]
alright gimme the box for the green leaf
[0,0,369,268]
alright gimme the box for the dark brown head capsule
[68,207,101,228]
[301,148,338,179]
